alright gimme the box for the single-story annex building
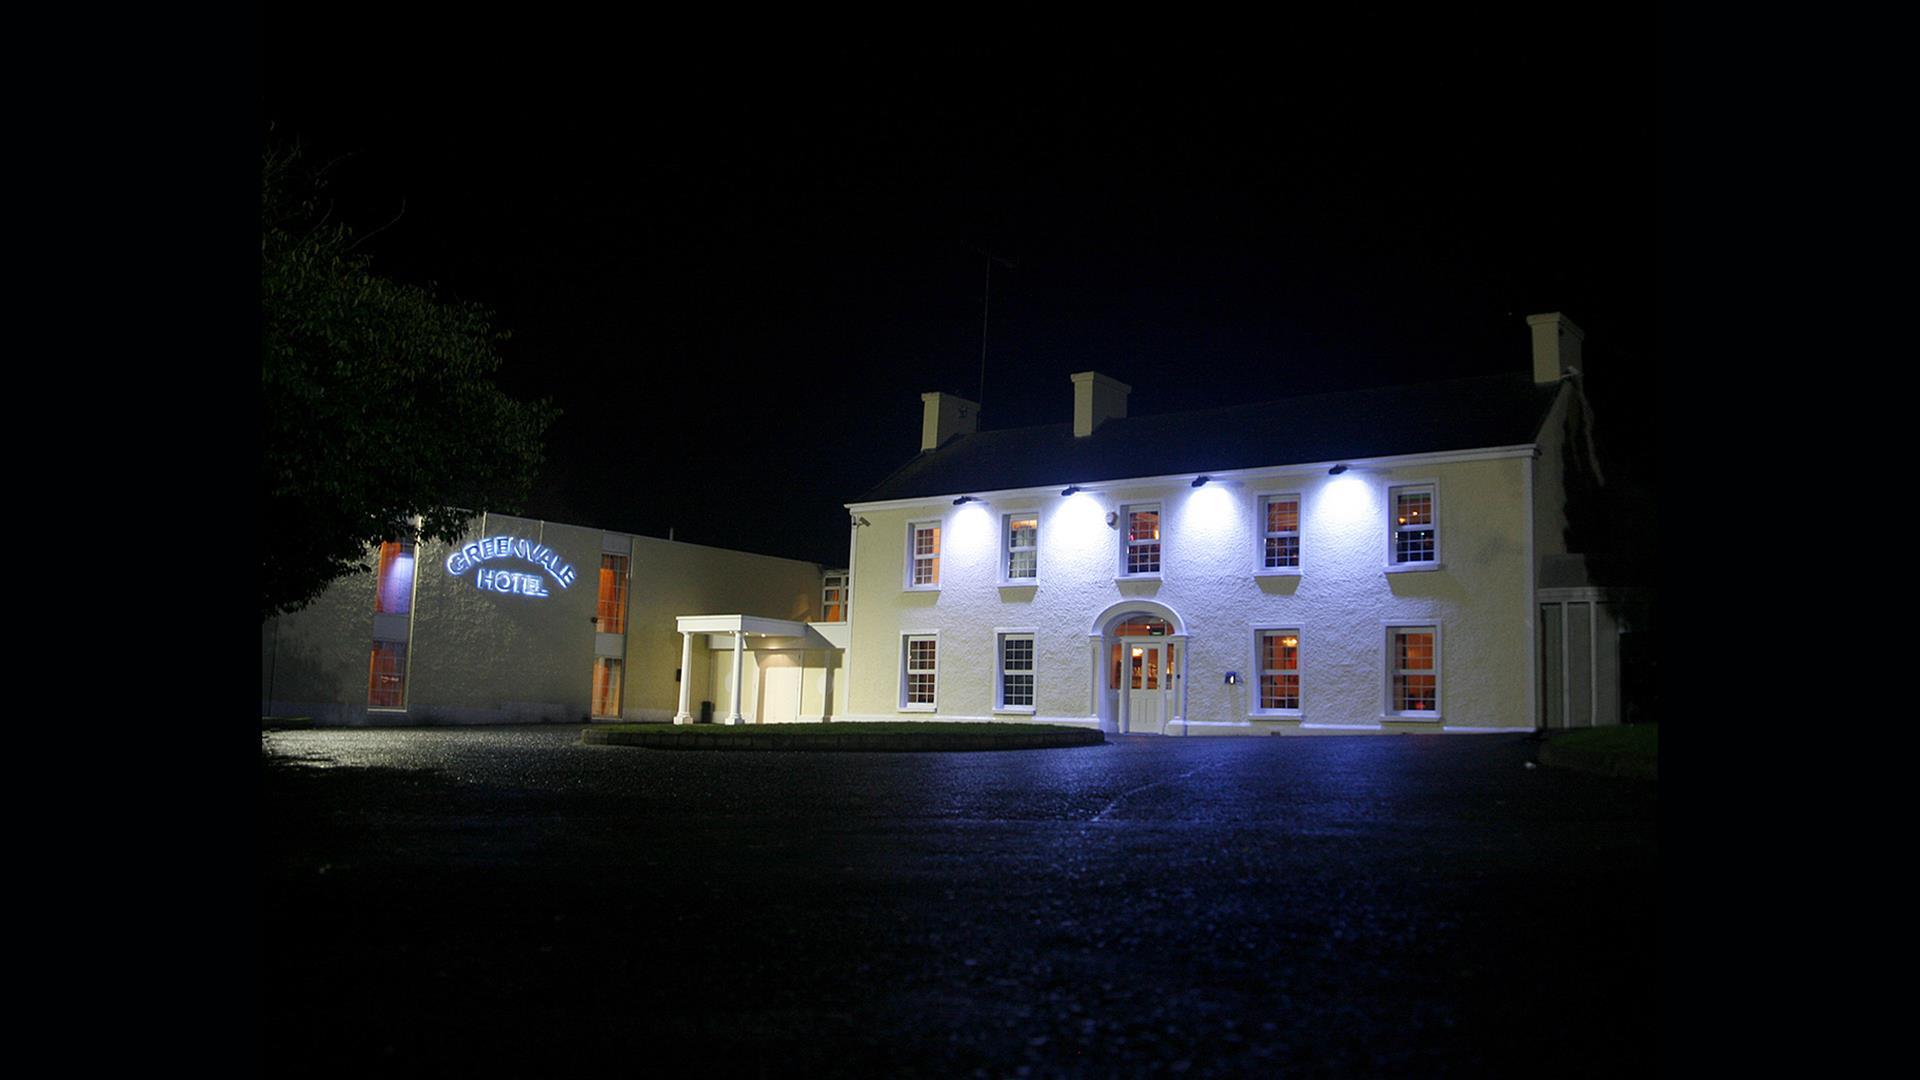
[261,312,1645,733]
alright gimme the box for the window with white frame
[1257,629,1301,712]
[998,632,1035,710]
[1260,495,1300,570]
[1123,504,1162,576]
[1390,484,1437,565]
[1389,626,1440,715]
[822,571,849,621]
[907,521,941,588]
[1003,513,1038,582]
[902,634,938,709]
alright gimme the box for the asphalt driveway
[261,727,1657,1075]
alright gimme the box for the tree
[261,142,558,620]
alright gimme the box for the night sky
[263,16,1658,568]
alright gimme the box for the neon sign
[445,536,576,597]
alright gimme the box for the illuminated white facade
[836,313,1624,735]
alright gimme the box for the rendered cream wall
[261,516,827,725]
[621,537,822,720]
[846,455,1535,733]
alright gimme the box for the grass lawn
[1547,724,1657,760]
[591,722,1076,737]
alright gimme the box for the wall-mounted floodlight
[1060,485,1081,496]
[1105,511,1119,527]
[1191,475,1211,488]
[1328,464,1349,475]
[953,495,977,506]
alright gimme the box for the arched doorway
[1090,602,1189,735]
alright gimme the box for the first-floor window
[1005,514,1038,581]
[597,554,629,633]
[1261,495,1300,569]
[1391,484,1437,564]
[1259,630,1301,711]
[903,635,937,708]
[822,571,849,621]
[1124,505,1162,575]
[1390,626,1439,714]
[908,521,941,587]
[999,633,1035,709]
[373,540,416,614]
[592,657,624,718]
[368,640,408,708]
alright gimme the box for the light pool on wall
[445,536,577,598]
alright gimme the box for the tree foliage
[262,143,557,620]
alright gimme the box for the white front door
[1126,639,1168,734]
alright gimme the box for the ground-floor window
[998,632,1034,710]
[1258,629,1301,711]
[902,634,937,709]
[1389,626,1439,715]
[368,640,408,708]
[592,657,624,718]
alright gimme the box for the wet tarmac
[261,726,1657,1075]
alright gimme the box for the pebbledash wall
[842,453,1541,734]
[261,512,833,725]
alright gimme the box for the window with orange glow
[1391,485,1437,564]
[592,657,624,718]
[368,641,408,708]
[1259,630,1301,711]
[597,555,629,633]
[908,522,941,587]
[822,572,849,621]
[1390,627,1439,714]
[1261,496,1300,569]
[1124,505,1162,575]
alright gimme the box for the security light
[1060,485,1081,496]
[953,495,977,505]
[1329,464,1349,475]
[1191,475,1210,487]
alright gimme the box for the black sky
[263,17,1658,567]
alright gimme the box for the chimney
[920,391,979,451]
[1527,312,1586,384]
[1070,371,1131,437]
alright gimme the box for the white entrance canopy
[671,614,842,725]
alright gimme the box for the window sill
[1383,713,1443,722]
[998,579,1040,589]
[899,704,936,713]
[902,585,941,593]
[368,707,409,714]
[1115,574,1163,584]
[1253,567,1302,578]
[994,706,1037,716]
[1383,562,1444,574]
[1250,710,1303,719]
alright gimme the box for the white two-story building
[832,312,1634,734]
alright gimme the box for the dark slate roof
[854,372,1563,504]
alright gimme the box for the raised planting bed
[582,721,1103,752]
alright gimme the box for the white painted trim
[844,444,1541,513]
[1249,624,1305,718]
[998,508,1042,587]
[1383,621,1444,721]
[1253,489,1304,574]
[1118,501,1165,580]
[994,628,1039,713]
[1523,453,1538,732]
[1088,599,1189,637]
[1386,477,1442,569]
[904,518,942,591]
[1383,562,1445,574]
[900,629,939,712]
